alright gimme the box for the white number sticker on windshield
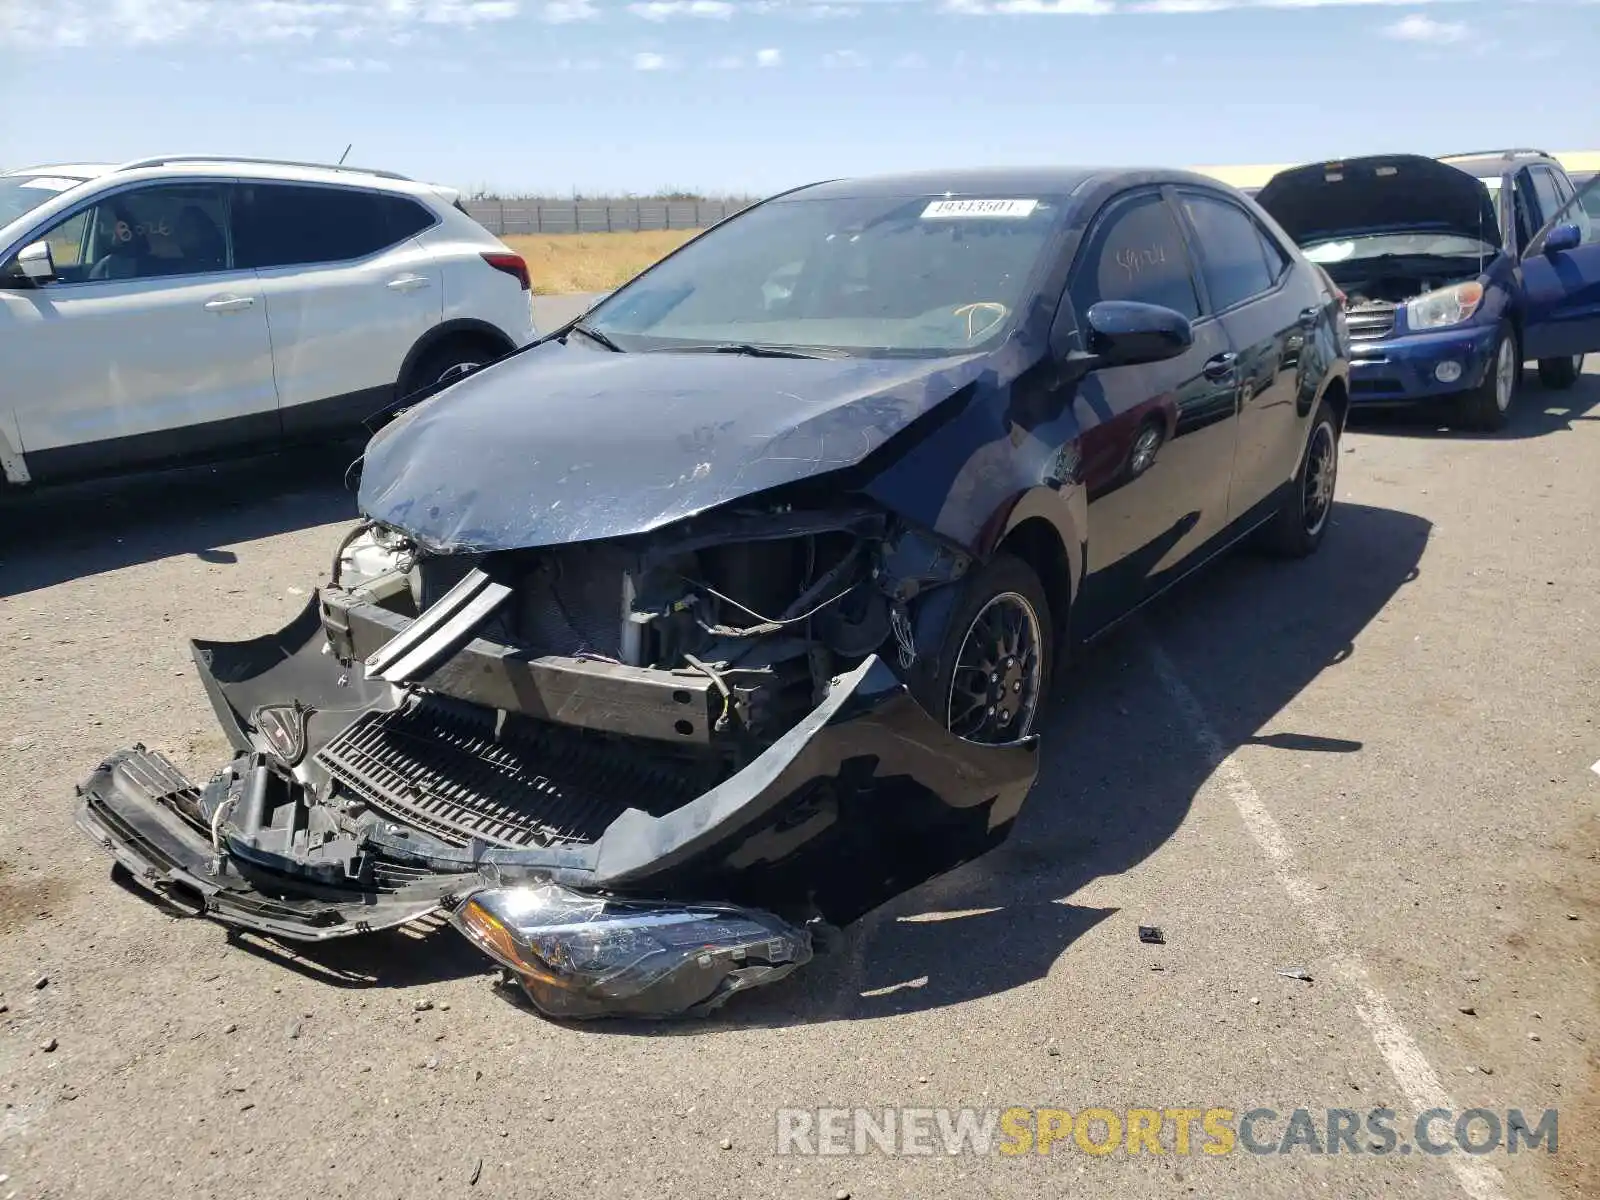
[921,199,1039,219]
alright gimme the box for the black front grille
[315,700,701,849]
[1346,305,1397,341]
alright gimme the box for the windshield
[581,193,1068,357]
[0,175,89,226]
[1302,230,1496,264]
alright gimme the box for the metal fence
[461,198,751,236]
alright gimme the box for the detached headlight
[452,883,813,1020]
[1406,281,1485,330]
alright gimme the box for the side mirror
[16,240,57,283]
[1072,300,1194,371]
[1541,222,1582,256]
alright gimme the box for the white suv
[0,155,538,487]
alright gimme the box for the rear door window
[1068,191,1201,320]
[1178,192,1275,311]
[1256,223,1292,284]
[234,184,433,269]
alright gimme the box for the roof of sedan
[783,166,1236,200]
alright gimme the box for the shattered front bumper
[75,746,467,941]
[75,593,1039,1011]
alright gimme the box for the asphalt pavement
[532,291,604,332]
[0,364,1595,1200]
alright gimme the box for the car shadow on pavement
[1349,366,1599,440]
[0,441,365,599]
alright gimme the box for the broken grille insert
[314,701,701,849]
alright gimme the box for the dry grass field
[505,228,699,295]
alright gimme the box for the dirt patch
[503,229,697,295]
[0,859,74,937]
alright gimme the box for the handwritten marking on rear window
[1115,243,1168,280]
[113,219,171,243]
[922,199,1039,219]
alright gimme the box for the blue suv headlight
[1405,281,1485,330]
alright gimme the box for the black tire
[1537,353,1584,390]
[1257,397,1339,559]
[402,338,501,402]
[1455,324,1519,431]
[909,552,1053,745]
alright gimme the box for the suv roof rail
[1437,148,1552,163]
[112,155,415,182]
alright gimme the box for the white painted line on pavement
[1590,758,1599,778]
[1147,641,1509,1200]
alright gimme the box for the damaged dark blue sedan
[78,167,1350,1019]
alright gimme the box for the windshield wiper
[653,342,849,360]
[565,321,624,352]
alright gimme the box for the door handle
[1202,352,1238,382]
[204,295,254,313]
[1298,306,1321,328]
[386,275,430,292]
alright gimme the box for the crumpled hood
[358,339,988,553]
[1255,154,1501,249]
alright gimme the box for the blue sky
[1,0,1595,196]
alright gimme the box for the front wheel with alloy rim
[1537,353,1584,390]
[1456,325,1519,431]
[1257,397,1340,558]
[910,553,1053,745]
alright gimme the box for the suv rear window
[233,184,434,269]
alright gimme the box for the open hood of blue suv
[1256,154,1501,250]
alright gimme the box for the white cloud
[892,49,927,65]
[629,0,735,17]
[632,50,671,68]
[1129,0,1230,11]
[541,0,597,18]
[0,0,523,47]
[746,0,860,16]
[822,47,868,65]
[1381,11,1467,40]
[304,55,393,71]
[755,45,783,64]
[945,0,1111,12]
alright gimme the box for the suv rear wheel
[402,336,505,402]
[1537,354,1584,390]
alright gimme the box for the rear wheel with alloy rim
[911,553,1053,744]
[402,338,502,405]
[1537,353,1584,390]
[1257,396,1340,559]
[1456,324,1518,431]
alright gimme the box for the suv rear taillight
[481,252,530,291]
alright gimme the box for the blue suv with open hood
[1256,151,1600,429]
